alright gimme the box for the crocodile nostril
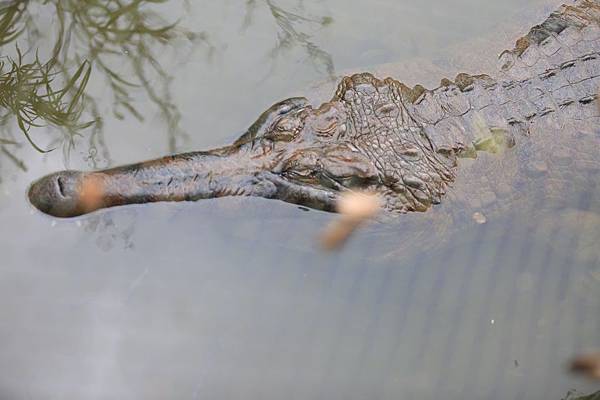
[56,176,66,197]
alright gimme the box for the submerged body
[29,0,600,217]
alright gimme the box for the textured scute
[333,73,457,213]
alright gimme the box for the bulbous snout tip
[28,170,87,218]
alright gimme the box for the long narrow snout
[28,95,349,218]
[28,149,280,218]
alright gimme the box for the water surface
[0,1,599,399]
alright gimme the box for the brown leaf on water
[80,174,105,214]
[472,211,487,224]
[570,352,600,380]
[320,191,381,250]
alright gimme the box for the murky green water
[0,1,599,399]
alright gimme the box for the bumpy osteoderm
[333,73,457,212]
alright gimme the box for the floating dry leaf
[472,211,487,224]
[80,174,105,214]
[570,352,600,380]
[320,191,381,250]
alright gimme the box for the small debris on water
[337,191,381,219]
[473,211,487,224]
[490,319,495,325]
[80,174,105,213]
[514,360,519,368]
[570,352,600,380]
[320,191,381,250]
[527,160,549,175]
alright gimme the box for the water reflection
[0,0,210,168]
[0,1,598,398]
[0,0,335,175]
[0,51,92,152]
[243,0,334,78]
[83,211,137,252]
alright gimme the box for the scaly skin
[29,0,600,218]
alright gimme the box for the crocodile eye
[276,117,301,132]
[234,97,309,146]
[265,115,304,141]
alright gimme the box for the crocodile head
[222,73,457,213]
[217,95,381,212]
[29,74,457,217]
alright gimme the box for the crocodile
[28,0,600,218]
